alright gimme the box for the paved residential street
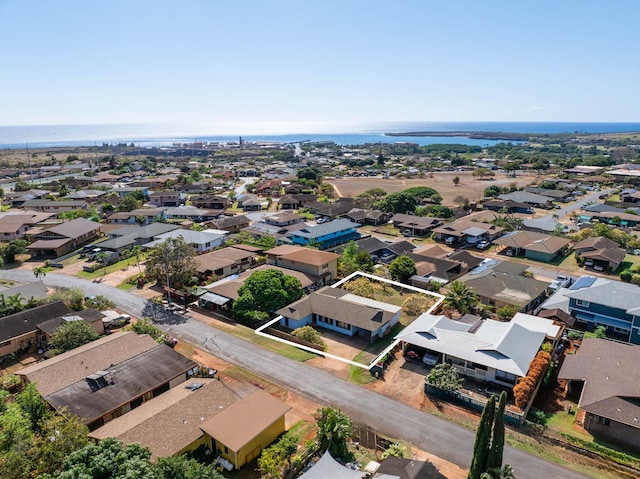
[0,270,589,479]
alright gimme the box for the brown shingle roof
[200,389,290,451]
[278,248,339,267]
[89,379,240,459]
[19,332,158,396]
[558,338,640,428]
[46,218,100,239]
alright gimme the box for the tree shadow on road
[142,301,190,325]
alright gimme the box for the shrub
[632,274,640,286]
[342,277,375,299]
[291,326,326,349]
[402,294,434,317]
[527,407,548,426]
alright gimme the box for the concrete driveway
[0,269,590,479]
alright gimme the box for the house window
[613,326,629,334]
[224,446,229,454]
[595,415,610,426]
[576,299,590,307]
[335,321,351,330]
[472,362,488,371]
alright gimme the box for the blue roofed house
[286,219,360,249]
[277,285,401,343]
[564,276,640,344]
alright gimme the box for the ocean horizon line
[1,121,640,150]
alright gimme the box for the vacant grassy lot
[328,171,535,205]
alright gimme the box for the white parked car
[422,353,439,366]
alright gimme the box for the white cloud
[529,106,543,111]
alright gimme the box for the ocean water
[0,121,639,149]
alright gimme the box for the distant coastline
[384,131,531,141]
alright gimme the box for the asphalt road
[1,269,589,479]
[524,188,614,232]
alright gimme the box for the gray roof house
[396,313,554,387]
[277,286,401,343]
[457,260,550,313]
[498,191,553,208]
[558,338,640,452]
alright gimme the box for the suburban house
[66,189,108,201]
[242,219,307,243]
[265,245,339,283]
[576,210,640,227]
[391,214,444,236]
[211,214,251,233]
[111,186,150,199]
[482,199,532,214]
[558,338,640,452]
[562,276,640,343]
[574,236,627,272]
[200,389,291,469]
[407,245,483,286]
[237,194,262,211]
[36,309,106,341]
[343,208,390,226]
[457,260,550,313]
[278,193,317,210]
[165,206,222,222]
[6,189,49,208]
[0,211,55,241]
[0,301,69,357]
[524,187,572,202]
[0,280,48,304]
[277,286,401,343]
[89,379,241,459]
[94,223,180,254]
[432,219,504,246]
[106,207,168,225]
[18,332,197,429]
[254,178,283,197]
[143,228,229,254]
[191,194,229,210]
[372,456,447,479]
[264,212,304,227]
[149,190,180,207]
[27,218,101,257]
[286,218,361,249]
[298,451,367,479]
[21,199,88,213]
[200,265,318,311]
[195,246,256,280]
[396,313,558,387]
[308,198,356,220]
[492,230,571,262]
[498,191,553,209]
[333,237,415,264]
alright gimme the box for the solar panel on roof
[570,276,597,290]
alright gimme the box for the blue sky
[1,0,639,127]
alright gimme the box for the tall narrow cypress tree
[487,391,507,471]
[468,395,496,479]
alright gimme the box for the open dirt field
[328,171,537,205]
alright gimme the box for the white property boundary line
[255,271,445,370]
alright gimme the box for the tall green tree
[468,395,496,479]
[380,192,418,213]
[444,280,479,315]
[487,391,507,471]
[388,255,416,283]
[315,406,352,460]
[48,321,99,356]
[145,236,198,290]
[233,269,303,320]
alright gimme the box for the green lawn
[77,256,146,280]
[546,409,592,440]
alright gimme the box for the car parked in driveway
[422,352,439,366]
[476,240,490,250]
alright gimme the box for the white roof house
[396,313,548,383]
[143,229,229,253]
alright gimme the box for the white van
[102,310,131,328]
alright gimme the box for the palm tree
[130,245,142,273]
[444,280,479,315]
[121,248,131,266]
[5,293,24,315]
[480,464,515,479]
[33,266,47,280]
[95,251,108,277]
[315,407,352,460]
